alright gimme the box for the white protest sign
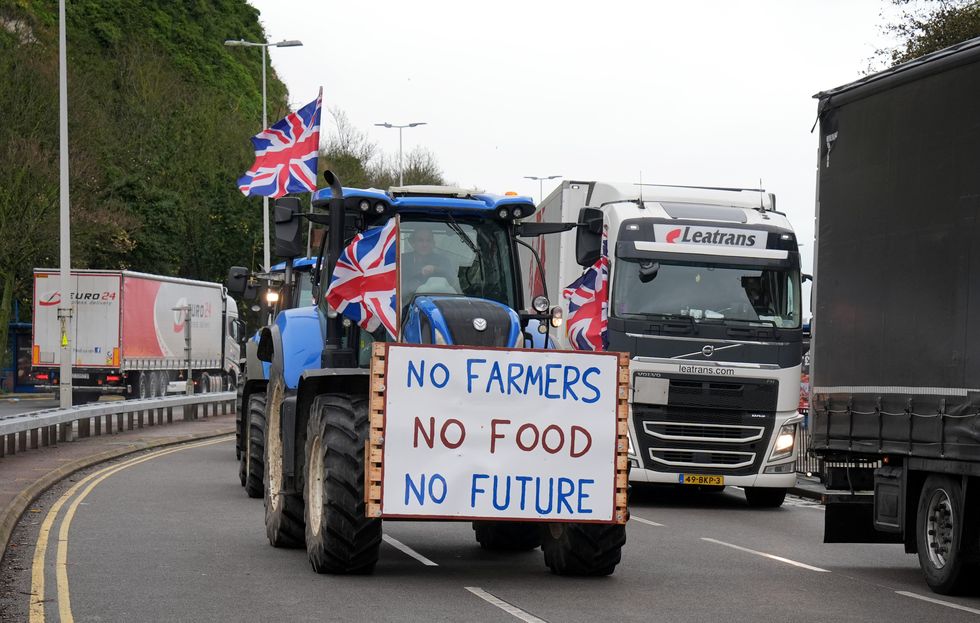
[378,344,621,522]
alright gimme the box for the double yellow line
[28,436,231,623]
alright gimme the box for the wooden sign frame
[365,342,629,524]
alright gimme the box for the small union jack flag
[325,218,399,338]
[563,229,608,351]
[238,89,322,198]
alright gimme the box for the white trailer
[527,181,804,507]
[32,270,242,403]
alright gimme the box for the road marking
[465,586,548,623]
[29,436,232,623]
[382,534,438,566]
[631,516,664,527]
[896,591,980,615]
[700,537,830,573]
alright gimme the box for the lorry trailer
[810,36,980,595]
[32,269,242,402]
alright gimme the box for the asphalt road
[6,438,980,622]
[0,398,59,418]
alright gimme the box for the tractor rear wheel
[243,392,266,498]
[263,376,305,548]
[540,522,626,576]
[303,393,381,574]
[473,522,541,551]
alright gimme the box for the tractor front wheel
[303,393,381,574]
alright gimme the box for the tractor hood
[402,296,522,348]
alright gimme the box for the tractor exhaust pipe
[321,170,356,368]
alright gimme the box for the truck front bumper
[628,465,797,488]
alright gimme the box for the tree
[876,0,980,67]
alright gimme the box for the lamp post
[523,175,562,204]
[57,0,72,408]
[224,38,303,271]
[374,122,427,186]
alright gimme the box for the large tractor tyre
[744,487,787,508]
[540,522,626,576]
[263,376,305,548]
[243,393,267,498]
[304,393,382,574]
[916,475,978,595]
[473,521,541,551]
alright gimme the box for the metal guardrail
[0,391,236,458]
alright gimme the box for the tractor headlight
[532,295,550,313]
[359,200,371,212]
[511,331,523,348]
[550,306,563,328]
[433,330,448,345]
[498,208,509,219]
[769,422,797,462]
[264,290,280,304]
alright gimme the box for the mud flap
[824,493,903,544]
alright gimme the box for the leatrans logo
[666,226,757,247]
[654,224,767,249]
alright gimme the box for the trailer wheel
[540,522,626,576]
[303,393,381,574]
[242,393,266,498]
[264,376,305,548]
[744,487,787,508]
[916,475,978,595]
[136,372,148,400]
[148,372,160,398]
[473,522,541,551]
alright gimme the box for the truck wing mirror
[515,222,577,237]
[225,266,250,297]
[274,197,304,259]
[575,207,603,266]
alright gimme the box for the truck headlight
[769,422,797,462]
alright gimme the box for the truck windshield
[612,259,801,328]
[400,217,517,309]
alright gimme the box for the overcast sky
[248,0,896,279]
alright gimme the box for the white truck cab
[531,181,804,507]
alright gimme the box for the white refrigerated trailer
[32,269,242,403]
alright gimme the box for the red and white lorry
[32,269,243,403]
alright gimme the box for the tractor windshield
[399,216,517,309]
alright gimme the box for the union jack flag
[563,231,608,351]
[238,89,322,198]
[325,218,399,338]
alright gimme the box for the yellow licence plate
[680,474,724,486]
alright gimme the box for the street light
[523,175,562,204]
[224,38,303,272]
[374,122,427,186]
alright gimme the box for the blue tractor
[256,171,625,575]
[227,253,319,498]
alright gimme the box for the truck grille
[633,402,775,475]
[649,448,756,469]
[642,421,764,443]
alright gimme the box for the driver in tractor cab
[401,224,459,296]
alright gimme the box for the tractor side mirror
[274,197,303,259]
[575,207,603,266]
[225,266,250,297]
